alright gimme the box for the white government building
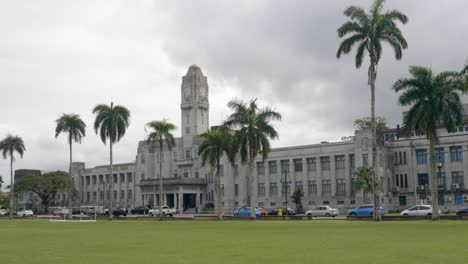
[71,65,468,213]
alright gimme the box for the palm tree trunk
[369,60,381,221]
[215,160,223,221]
[429,130,439,220]
[9,153,14,219]
[68,140,73,220]
[108,142,113,220]
[249,151,256,219]
[158,142,163,221]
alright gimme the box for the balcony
[139,177,206,187]
[176,158,193,166]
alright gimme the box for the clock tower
[180,65,210,145]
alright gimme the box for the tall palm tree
[354,166,374,203]
[0,135,26,218]
[55,113,86,220]
[93,102,130,219]
[0,175,3,190]
[198,128,235,220]
[393,66,466,220]
[146,119,176,220]
[222,99,281,219]
[336,0,408,221]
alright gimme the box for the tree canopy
[354,117,389,130]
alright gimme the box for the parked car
[267,207,296,216]
[233,206,262,217]
[0,209,8,216]
[258,207,269,216]
[53,208,70,216]
[104,208,128,217]
[149,205,177,217]
[17,209,34,217]
[348,204,384,216]
[400,205,440,216]
[130,207,150,215]
[306,206,339,217]
[456,208,468,216]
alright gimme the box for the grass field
[1,220,468,264]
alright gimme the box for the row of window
[83,173,133,186]
[254,180,349,196]
[416,146,463,164]
[417,171,464,186]
[82,190,133,202]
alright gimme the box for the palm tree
[354,166,374,203]
[55,113,86,220]
[0,175,3,190]
[222,99,281,219]
[198,128,235,220]
[146,120,176,220]
[93,102,130,219]
[337,0,408,221]
[393,66,466,220]
[0,135,26,218]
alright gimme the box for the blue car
[233,206,262,217]
[348,204,384,216]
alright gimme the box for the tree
[0,175,3,190]
[198,128,235,220]
[93,102,130,219]
[222,99,281,219]
[291,189,304,213]
[354,117,389,130]
[393,65,466,220]
[146,119,176,220]
[354,166,374,203]
[55,113,86,220]
[337,0,408,221]
[0,135,26,218]
[15,171,72,212]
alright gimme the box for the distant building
[72,65,468,213]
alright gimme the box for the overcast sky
[1,0,467,188]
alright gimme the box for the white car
[0,209,8,216]
[149,205,177,216]
[400,205,440,216]
[53,208,69,216]
[306,206,339,217]
[17,209,34,217]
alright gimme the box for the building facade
[72,65,468,213]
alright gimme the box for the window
[349,154,355,169]
[140,154,145,164]
[99,191,104,200]
[183,170,189,178]
[399,152,402,164]
[399,196,407,206]
[308,180,317,194]
[295,181,303,191]
[113,174,117,184]
[233,164,238,177]
[450,146,463,161]
[270,183,278,195]
[86,176,90,185]
[269,161,277,174]
[417,173,429,186]
[234,184,239,196]
[92,175,97,185]
[281,160,290,174]
[120,173,125,183]
[435,147,444,162]
[404,174,408,188]
[127,172,133,183]
[113,191,117,200]
[173,151,178,161]
[395,174,399,187]
[282,181,290,195]
[185,149,191,159]
[455,194,463,205]
[195,170,199,178]
[127,190,132,200]
[351,177,355,193]
[141,173,144,180]
[335,155,345,169]
[438,172,446,188]
[416,149,427,164]
[322,180,331,193]
[218,165,224,177]
[294,159,303,172]
[307,157,316,171]
[336,179,346,194]
[92,192,97,201]
[320,157,330,170]
[173,171,178,178]
[99,175,103,184]
[258,183,266,196]
[257,162,265,175]
[452,171,464,185]
[403,152,407,164]
[86,192,90,201]
[120,190,125,200]
[362,154,368,166]
[221,184,224,196]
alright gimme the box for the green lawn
[1,220,467,264]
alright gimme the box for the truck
[148,205,177,217]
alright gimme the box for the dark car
[105,208,128,217]
[267,207,296,216]
[456,208,468,216]
[130,207,149,215]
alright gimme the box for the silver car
[306,206,339,217]
[400,205,440,216]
